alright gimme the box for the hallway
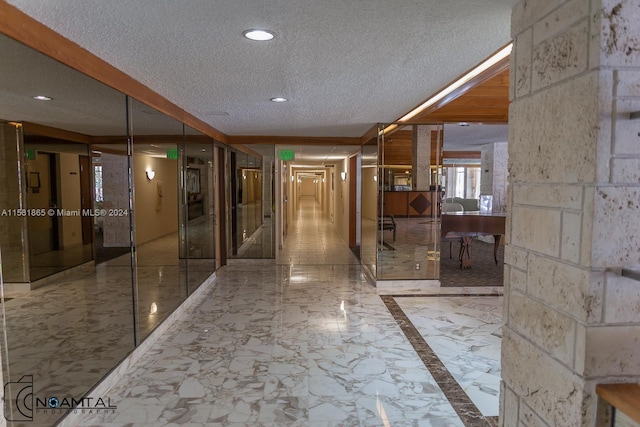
[278,197,359,265]
[73,196,502,426]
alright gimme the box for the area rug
[440,239,504,287]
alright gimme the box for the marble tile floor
[393,296,503,417]
[76,264,482,427]
[4,197,506,427]
[277,200,359,266]
[1,233,211,427]
[70,199,503,426]
[234,216,275,259]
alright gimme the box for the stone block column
[503,1,640,426]
[481,142,508,211]
[412,125,432,191]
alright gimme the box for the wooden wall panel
[382,129,444,166]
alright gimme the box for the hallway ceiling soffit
[3,0,517,141]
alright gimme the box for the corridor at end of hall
[72,195,502,427]
[278,196,359,266]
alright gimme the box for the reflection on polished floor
[28,242,93,281]
[377,217,440,280]
[75,198,502,426]
[1,219,214,427]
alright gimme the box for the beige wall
[134,154,178,245]
[334,158,349,243]
[300,178,316,197]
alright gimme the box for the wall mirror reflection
[229,148,267,258]
[183,127,216,293]
[0,32,225,426]
[0,34,136,427]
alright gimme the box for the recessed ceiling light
[243,29,275,41]
[270,97,288,103]
[33,95,52,101]
[459,122,470,127]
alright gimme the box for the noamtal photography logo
[4,375,33,422]
[4,375,117,422]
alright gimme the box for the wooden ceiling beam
[227,135,362,146]
[0,1,228,144]
[22,122,92,144]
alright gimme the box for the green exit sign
[166,149,179,160]
[278,150,295,161]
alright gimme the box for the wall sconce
[242,171,247,180]
[291,175,294,182]
[149,302,158,315]
[341,171,347,181]
[373,175,377,182]
[146,168,156,181]
[322,178,326,183]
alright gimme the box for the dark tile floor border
[381,295,499,427]
[391,293,503,298]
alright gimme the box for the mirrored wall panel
[360,140,378,279]
[129,98,187,339]
[0,34,136,427]
[229,148,264,257]
[231,144,275,259]
[0,33,226,426]
[184,127,215,293]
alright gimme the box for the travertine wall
[101,153,131,247]
[412,125,432,191]
[481,142,509,211]
[503,0,640,426]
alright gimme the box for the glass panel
[236,152,251,248]
[0,35,135,427]
[440,123,506,282]
[228,145,274,259]
[377,123,442,280]
[230,150,265,256]
[24,141,92,280]
[184,127,215,293]
[0,122,28,283]
[128,99,186,341]
[360,139,378,279]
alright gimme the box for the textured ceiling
[5,0,518,138]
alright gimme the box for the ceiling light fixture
[32,95,52,101]
[270,97,288,103]
[243,29,275,41]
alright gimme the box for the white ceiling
[5,0,518,138]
